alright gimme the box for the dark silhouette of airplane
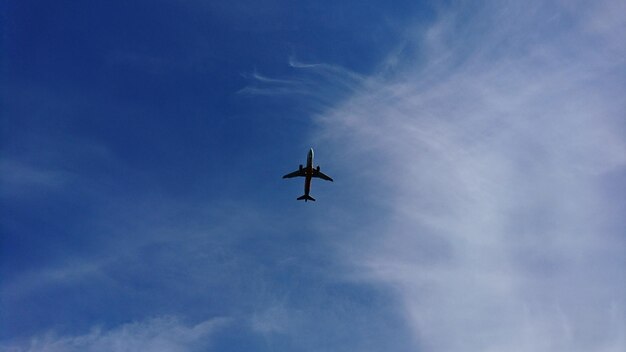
[283,148,333,201]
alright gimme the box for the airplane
[283,148,333,202]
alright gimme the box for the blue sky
[1,1,625,351]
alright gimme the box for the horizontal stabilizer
[297,194,316,202]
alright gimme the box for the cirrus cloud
[311,0,625,351]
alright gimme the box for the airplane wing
[282,169,306,178]
[312,169,334,182]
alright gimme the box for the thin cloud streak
[288,57,367,83]
[238,56,367,106]
[1,316,229,352]
[315,1,625,351]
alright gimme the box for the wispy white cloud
[1,316,229,352]
[238,56,367,109]
[0,160,70,196]
[251,302,300,335]
[288,57,366,81]
[313,0,626,351]
[244,72,300,85]
[1,260,104,303]
[0,127,116,201]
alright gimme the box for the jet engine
[316,166,320,171]
[299,164,303,170]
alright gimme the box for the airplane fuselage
[303,148,314,197]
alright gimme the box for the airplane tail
[297,194,316,202]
